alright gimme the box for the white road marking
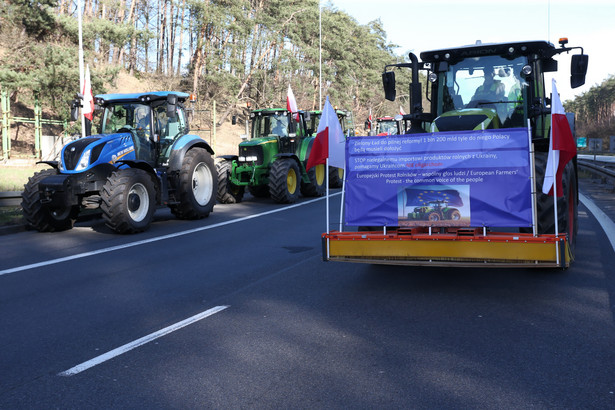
[58,305,229,376]
[0,194,340,277]
[579,193,615,253]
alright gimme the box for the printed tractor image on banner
[344,128,532,227]
[399,186,470,227]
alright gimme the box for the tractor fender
[299,136,316,163]
[115,159,157,175]
[36,160,59,170]
[167,134,214,173]
[274,153,310,183]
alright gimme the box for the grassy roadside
[0,164,48,226]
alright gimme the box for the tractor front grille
[238,145,264,165]
[63,137,101,170]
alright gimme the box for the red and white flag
[542,79,576,197]
[286,84,299,121]
[400,105,406,115]
[306,96,345,171]
[82,64,94,121]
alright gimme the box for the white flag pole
[549,87,560,265]
[77,0,86,139]
[326,157,330,235]
[527,119,537,237]
[326,157,330,260]
[338,160,346,233]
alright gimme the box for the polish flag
[306,96,345,170]
[542,79,576,197]
[82,64,94,121]
[286,84,299,121]
[400,105,406,115]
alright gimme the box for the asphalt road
[1,191,614,408]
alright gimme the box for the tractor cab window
[270,114,289,137]
[252,113,290,139]
[377,120,399,136]
[100,103,152,136]
[438,55,528,127]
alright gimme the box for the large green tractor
[408,200,461,222]
[306,109,354,188]
[216,108,326,204]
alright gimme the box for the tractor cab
[306,109,352,137]
[375,116,402,135]
[247,108,303,156]
[383,39,588,141]
[95,92,189,166]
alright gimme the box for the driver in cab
[471,65,505,103]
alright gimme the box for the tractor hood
[432,108,500,132]
[60,132,136,173]
[239,135,278,147]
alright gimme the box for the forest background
[0,0,613,159]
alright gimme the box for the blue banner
[344,128,532,227]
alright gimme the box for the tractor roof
[251,108,288,114]
[420,40,557,64]
[94,91,190,105]
[309,109,348,116]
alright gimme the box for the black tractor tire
[301,163,326,197]
[21,168,79,232]
[427,212,440,222]
[248,184,270,198]
[532,151,578,257]
[448,209,461,220]
[329,166,344,188]
[101,168,157,234]
[269,158,301,203]
[170,147,217,219]
[216,159,244,204]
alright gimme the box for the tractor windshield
[437,55,527,127]
[377,120,400,135]
[100,103,152,136]
[252,112,291,139]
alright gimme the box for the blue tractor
[21,92,217,234]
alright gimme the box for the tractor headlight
[75,149,91,171]
[238,156,246,162]
[246,156,258,162]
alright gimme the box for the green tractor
[216,108,326,204]
[409,200,461,221]
[306,109,354,188]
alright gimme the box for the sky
[328,0,615,102]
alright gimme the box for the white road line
[579,193,615,253]
[0,194,340,277]
[58,305,229,377]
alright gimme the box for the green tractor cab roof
[94,91,190,105]
[251,108,289,114]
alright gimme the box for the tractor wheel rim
[192,162,213,205]
[287,168,297,194]
[315,164,325,185]
[128,182,149,222]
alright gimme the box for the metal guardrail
[578,159,615,182]
[0,191,21,207]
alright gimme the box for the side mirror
[70,104,79,121]
[166,94,178,118]
[571,54,588,89]
[382,71,396,101]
